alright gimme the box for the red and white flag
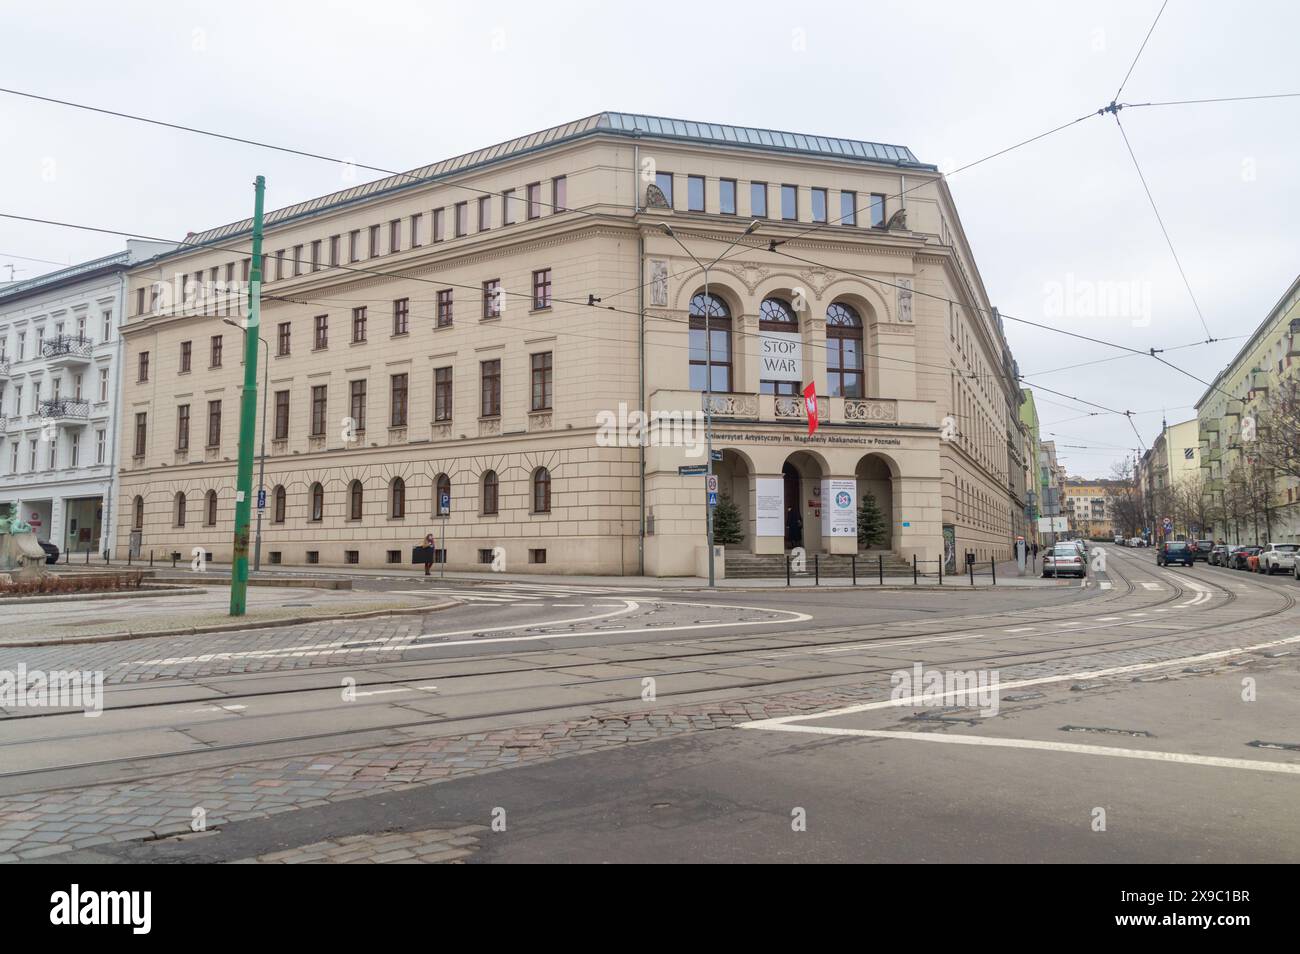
[803,381,819,436]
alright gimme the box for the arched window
[133,495,144,531]
[482,470,499,515]
[759,297,800,395]
[309,482,324,522]
[435,474,451,516]
[273,485,286,524]
[532,467,551,514]
[826,302,864,398]
[205,490,218,527]
[688,292,732,393]
[390,477,406,518]
[349,480,364,520]
[175,492,186,528]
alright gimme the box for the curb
[0,585,204,606]
[0,599,460,648]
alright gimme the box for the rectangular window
[96,429,106,463]
[277,321,291,356]
[274,390,289,440]
[480,359,501,417]
[410,213,423,247]
[210,335,223,368]
[329,235,340,266]
[206,400,222,448]
[433,208,445,241]
[351,306,368,343]
[311,239,321,271]
[478,195,491,231]
[310,385,327,436]
[840,190,857,226]
[293,244,303,276]
[720,179,737,215]
[687,175,705,212]
[811,188,827,223]
[656,172,674,207]
[349,379,366,432]
[482,279,501,319]
[177,404,190,451]
[437,289,453,327]
[869,193,886,227]
[526,182,542,219]
[392,298,409,336]
[781,184,798,220]
[314,314,328,349]
[502,189,515,225]
[751,181,768,217]
[138,351,149,382]
[349,230,361,262]
[242,258,251,282]
[368,225,380,258]
[532,268,552,310]
[454,202,468,237]
[434,367,453,421]
[552,175,566,212]
[98,368,109,402]
[389,219,401,253]
[530,352,553,411]
[390,373,408,427]
[180,340,192,373]
[70,432,79,467]
[275,251,285,280]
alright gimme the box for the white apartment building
[0,242,174,555]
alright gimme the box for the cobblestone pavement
[2,618,1292,862]
[230,825,487,864]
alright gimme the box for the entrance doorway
[782,462,802,549]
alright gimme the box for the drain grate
[1247,740,1300,752]
[1061,725,1153,738]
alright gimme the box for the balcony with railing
[1198,418,1219,438]
[37,399,91,426]
[41,334,93,368]
[0,359,10,379]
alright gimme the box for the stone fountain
[0,503,50,583]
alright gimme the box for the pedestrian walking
[422,532,435,576]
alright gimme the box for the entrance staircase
[723,548,916,580]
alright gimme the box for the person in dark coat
[785,507,803,548]
[423,532,435,576]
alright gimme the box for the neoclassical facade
[114,112,1019,575]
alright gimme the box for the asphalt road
[4,546,1299,863]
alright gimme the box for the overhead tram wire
[1111,112,1214,341]
[0,86,632,221]
[1111,0,1169,104]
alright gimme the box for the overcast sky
[3,0,1297,478]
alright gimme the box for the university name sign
[718,432,906,448]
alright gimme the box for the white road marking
[1096,617,1121,622]
[742,634,1300,729]
[185,703,247,714]
[1140,582,1163,591]
[1005,627,1036,633]
[750,725,1300,776]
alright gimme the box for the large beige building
[115,113,1019,575]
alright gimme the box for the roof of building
[176,111,933,249]
[0,250,130,306]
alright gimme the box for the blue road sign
[256,489,266,510]
[708,491,718,507]
[440,492,451,513]
[678,464,708,476]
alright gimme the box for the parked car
[1156,540,1193,567]
[1231,546,1263,570]
[1258,543,1299,574]
[1043,544,1087,578]
[1190,539,1215,562]
[37,540,59,564]
[1209,544,1230,566]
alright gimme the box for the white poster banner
[821,478,857,538]
[760,331,803,382]
[755,477,785,537]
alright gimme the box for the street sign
[705,475,719,494]
[440,492,451,513]
[678,464,708,476]
[707,491,718,507]
[711,450,722,462]
[256,489,266,510]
